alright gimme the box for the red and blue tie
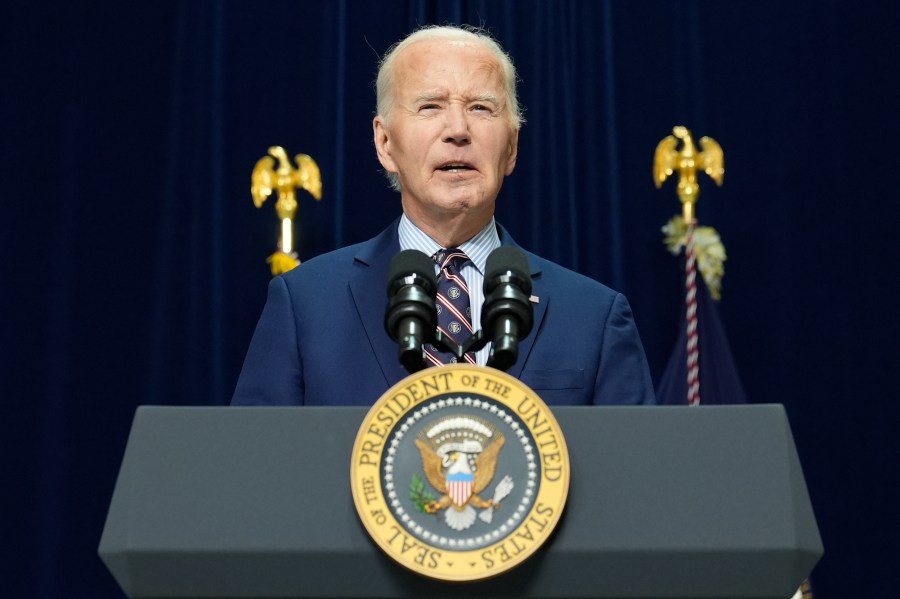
[425,248,476,366]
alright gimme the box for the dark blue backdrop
[3,1,898,597]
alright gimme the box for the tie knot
[433,248,469,271]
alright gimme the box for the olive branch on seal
[409,473,436,513]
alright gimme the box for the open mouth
[437,162,475,173]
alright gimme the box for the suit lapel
[348,220,410,388]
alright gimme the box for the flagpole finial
[653,126,724,223]
[251,146,323,275]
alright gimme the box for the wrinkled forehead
[393,39,506,97]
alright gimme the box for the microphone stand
[432,329,515,372]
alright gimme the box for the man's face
[373,39,519,236]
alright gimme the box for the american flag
[447,471,474,506]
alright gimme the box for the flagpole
[250,146,323,276]
[685,221,701,406]
[654,126,724,405]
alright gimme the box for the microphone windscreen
[388,249,437,288]
[485,246,531,292]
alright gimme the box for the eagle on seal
[415,431,506,531]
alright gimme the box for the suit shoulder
[276,221,398,288]
[526,252,621,301]
[278,242,367,285]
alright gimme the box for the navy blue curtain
[3,1,899,597]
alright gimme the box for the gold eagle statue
[653,125,724,222]
[251,146,322,275]
[252,146,322,214]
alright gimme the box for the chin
[441,185,489,208]
[442,195,483,213]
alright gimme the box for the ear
[373,116,398,173]
[504,127,519,176]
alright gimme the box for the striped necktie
[425,248,476,366]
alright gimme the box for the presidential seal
[350,364,569,581]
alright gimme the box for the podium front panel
[99,405,822,598]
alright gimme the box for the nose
[442,105,470,145]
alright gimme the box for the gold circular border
[350,364,570,581]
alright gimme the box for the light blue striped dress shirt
[397,214,501,366]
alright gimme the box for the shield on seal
[446,471,474,506]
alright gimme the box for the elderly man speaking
[232,25,654,407]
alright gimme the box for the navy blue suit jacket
[232,220,655,406]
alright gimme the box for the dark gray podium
[99,405,821,599]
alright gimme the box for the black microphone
[481,246,534,372]
[385,250,438,373]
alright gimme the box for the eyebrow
[413,92,500,105]
[470,93,500,105]
[414,92,445,103]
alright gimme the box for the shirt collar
[397,214,500,274]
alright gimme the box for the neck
[402,206,493,248]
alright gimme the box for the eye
[469,102,498,116]
[418,103,441,113]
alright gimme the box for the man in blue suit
[232,25,654,407]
